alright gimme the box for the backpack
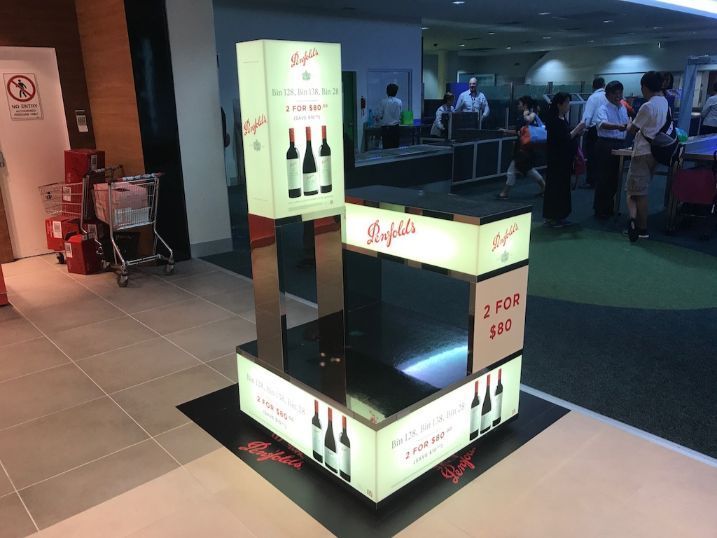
[642,108,679,166]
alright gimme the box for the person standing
[430,92,454,137]
[623,71,670,242]
[454,77,490,120]
[376,83,402,149]
[700,81,717,135]
[593,81,630,219]
[543,93,586,227]
[581,78,607,188]
[497,96,545,199]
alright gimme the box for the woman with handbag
[543,93,586,227]
[497,96,546,199]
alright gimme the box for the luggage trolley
[93,173,174,287]
[38,166,122,264]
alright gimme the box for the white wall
[165,0,232,257]
[456,52,545,85]
[213,0,422,176]
[423,54,440,99]
[526,39,717,95]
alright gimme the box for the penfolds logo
[492,222,519,252]
[367,218,416,248]
[437,447,476,484]
[290,48,319,68]
[243,114,267,137]
[238,441,304,469]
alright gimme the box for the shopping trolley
[38,166,122,264]
[93,173,174,287]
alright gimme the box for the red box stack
[64,235,102,275]
[45,216,80,252]
[64,149,105,184]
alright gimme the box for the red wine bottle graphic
[311,400,323,462]
[287,128,301,198]
[324,407,338,473]
[470,380,480,440]
[339,415,351,482]
[480,374,492,434]
[303,126,318,196]
[319,125,332,193]
[493,368,504,426]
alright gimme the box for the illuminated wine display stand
[235,39,532,507]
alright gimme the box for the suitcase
[64,149,105,184]
[45,216,80,252]
[64,234,103,275]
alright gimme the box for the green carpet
[529,225,717,310]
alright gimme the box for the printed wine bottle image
[493,368,504,427]
[319,125,332,193]
[339,415,351,482]
[303,126,318,196]
[311,399,323,463]
[470,380,480,440]
[287,128,301,198]
[324,407,338,473]
[480,374,492,434]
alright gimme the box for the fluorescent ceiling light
[452,1,465,4]
[459,43,466,46]
[620,0,717,18]
[422,26,430,30]
[538,11,551,15]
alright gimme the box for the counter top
[354,144,452,168]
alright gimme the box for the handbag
[642,109,679,166]
[519,124,547,146]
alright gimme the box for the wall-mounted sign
[237,352,521,503]
[3,73,43,121]
[343,203,531,277]
[236,40,345,220]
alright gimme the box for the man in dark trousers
[581,78,607,188]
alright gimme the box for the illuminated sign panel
[343,204,531,276]
[238,353,521,503]
[237,40,345,220]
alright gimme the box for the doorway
[0,46,70,259]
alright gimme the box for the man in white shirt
[624,71,670,242]
[454,77,490,121]
[593,80,629,218]
[580,77,607,188]
[376,83,402,149]
[700,81,717,135]
[430,92,454,137]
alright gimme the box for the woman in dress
[497,96,546,199]
[543,92,585,227]
[430,92,454,137]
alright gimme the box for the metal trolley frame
[93,173,174,287]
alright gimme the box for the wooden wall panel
[75,0,145,175]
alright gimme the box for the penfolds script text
[492,222,518,252]
[238,441,303,469]
[290,48,319,68]
[243,114,267,137]
[366,218,416,248]
[437,447,476,484]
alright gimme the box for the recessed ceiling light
[488,31,496,35]
[422,27,430,30]
[538,11,551,15]
[459,43,466,47]
[506,46,512,49]
[542,36,552,39]
[588,39,596,43]
[452,1,465,4]
[653,26,663,30]
[603,19,614,23]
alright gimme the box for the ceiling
[235,0,717,55]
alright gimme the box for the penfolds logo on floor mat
[238,441,304,469]
[243,114,267,137]
[492,222,519,253]
[290,48,319,68]
[436,447,476,484]
[366,218,416,248]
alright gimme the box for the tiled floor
[1,255,716,537]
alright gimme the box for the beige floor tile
[78,337,200,394]
[170,271,252,298]
[0,397,147,490]
[132,297,234,335]
[20,440,177,530]
[128,497,255,538]
[86,277,193,314]
[0,365,104,430]
[111,365,231,436]
[36,468,208,538]
[0,466,13,497]
[154,423,223,465]
[0,493,37,538]
[6,283,96,314]
[203,289,255,316]
[206,354,238,383]
[1,256,58,277]
[0,338,69,383]
[397,513,471,537]
[166,316,256,362]
[23,298,124,335]
[150,258,218,278]
[50,316,156,360]
[0,307,41,348]
[183,449,263,496]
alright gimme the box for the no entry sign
[3,73,43,120]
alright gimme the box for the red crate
[45,216,80,252]
[65,149,105,184]
[64,235,102,275]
